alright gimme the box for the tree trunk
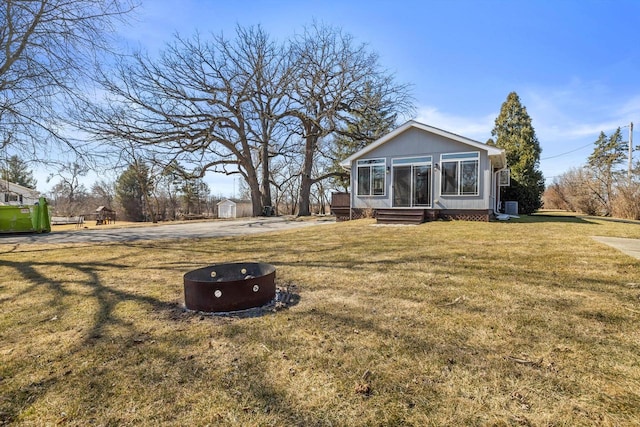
[243,162,264,217]
[260,141,272,209]
[297,133,316,216]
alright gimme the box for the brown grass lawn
[1,214,640,426]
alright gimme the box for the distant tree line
[543,128,640,219]
[38,157,216,221]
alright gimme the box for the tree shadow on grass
[508,214,592,224]
[0,250,306,424]
[0,254,184,424]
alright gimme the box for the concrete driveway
[0,216,334,245]
[592,236,640,260]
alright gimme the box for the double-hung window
[440,152,480,196]
[357,158,386,196]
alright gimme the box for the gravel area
[0,216,334,245]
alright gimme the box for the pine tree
[329,83,399,190]
[116,163,152,222]
[1,155,37,189]
[587,128,626,215]
[490,92,544,214]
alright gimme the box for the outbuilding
[217,199,237,219]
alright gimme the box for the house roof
[339,120,506,169]
[0,180,39,196]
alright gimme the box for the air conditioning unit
[504,201,518,215]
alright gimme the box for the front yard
[1,214,639,425]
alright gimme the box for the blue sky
[79,0,640,197]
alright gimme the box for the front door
[392,161,432,207]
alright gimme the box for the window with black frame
[440,152,479,196]
[356,159,386,196]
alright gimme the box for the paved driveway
[0,217,334,245]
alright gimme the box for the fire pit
[183,262,276,312]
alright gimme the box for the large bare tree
[286,23,412,216]
[0,0,136,158]
[82,23,412,216]
[82,26,290,216]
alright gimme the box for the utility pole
[629,122,634,179]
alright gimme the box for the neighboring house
[336,120,508,223]
[0,181,40,206]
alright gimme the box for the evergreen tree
[490,92,544,214]
[329,83,399,190]
[1,155,37,189]
[181,178,210,215]
[587,128,626,215]
[116,163,152,221]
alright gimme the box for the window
[440,152,479,196]
[499,168,510,187]
[4,193,22,203]
[356,159,386,196]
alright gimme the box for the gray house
[336,120,508,223]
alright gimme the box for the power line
[541,142,594,160]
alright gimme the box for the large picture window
[356,159,386,196]
[440,152,479,196]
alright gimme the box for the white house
[336,120,508,223]
[0,181,40,206]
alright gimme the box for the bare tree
[271,156,302,215]
[47,161,89,215]
[80,23,411,217]
[81,26,290,217]
[0,0,136,158]
[286,23,413,216]
[91,179,115,208]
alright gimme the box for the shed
[217,199,237,219]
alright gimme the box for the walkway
[592,236,640,260]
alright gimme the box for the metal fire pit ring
[183,262,276,312]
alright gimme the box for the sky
[41,0,640,196]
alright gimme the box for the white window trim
[440,151,480,197]
[356,158,387,197]
[391,155,432,166]
[391,156,433,208]
[498,168,510,187]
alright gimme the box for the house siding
[350,127,495,212]
[0,181,40,206]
